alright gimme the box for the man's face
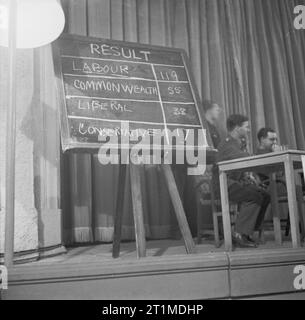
[207,104,222,121]
[260,132,278,151]
[237,121,250,139]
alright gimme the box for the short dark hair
[226,114,249,132]
[203,99,219,111]
[257,127,276,142]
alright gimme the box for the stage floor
[5,231,305,300]
[25,231,300,266]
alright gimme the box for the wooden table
[218,150,305,251]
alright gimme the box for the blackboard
[52,33,213,153]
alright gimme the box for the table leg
[269,173,282,245]
[302,155,305,180]
[296,188,305,242]
[302,156,305,241]
[219,170,232,251]
[295,170,305,241]
[284,156,301,248]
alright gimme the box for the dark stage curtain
[60,0,305,244]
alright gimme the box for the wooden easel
[112,156,196,259]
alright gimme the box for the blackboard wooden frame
[52,33,214,154]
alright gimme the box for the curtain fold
[60,0,305,244]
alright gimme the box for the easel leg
[161,164,196,254]
[196,195,202,244]
[112,164,127,258]
[130,163,146,258]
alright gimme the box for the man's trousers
[228,182,271,236]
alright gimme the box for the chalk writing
[72,60,129,75]
[90,43,151,61]
[52,34,208,151]
[72,79,158,96]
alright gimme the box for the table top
[218,149,305,165]
[217,149,305,172]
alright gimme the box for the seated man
[256,127,304,237]
[217,115,271,248]
[193,99,223,200]
[255,127,285,187]
[256,127,278,154]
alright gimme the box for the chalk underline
[63,73,189,83]
[68,115,202,128]
[65,95,195,105]
[61,55,185,68]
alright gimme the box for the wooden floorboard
[19,232,296,266]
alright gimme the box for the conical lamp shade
[0,0,65,49]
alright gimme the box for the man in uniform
[217,115,271,248]
[203,99,222,149]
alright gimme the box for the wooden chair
[259,173,305,243]
[284,172,305,241]
[195,168,239,247]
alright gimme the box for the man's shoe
[245,235,259,247]
[232,233,257,248]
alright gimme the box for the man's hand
[272,144,281,152]
[243,172,263,187]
